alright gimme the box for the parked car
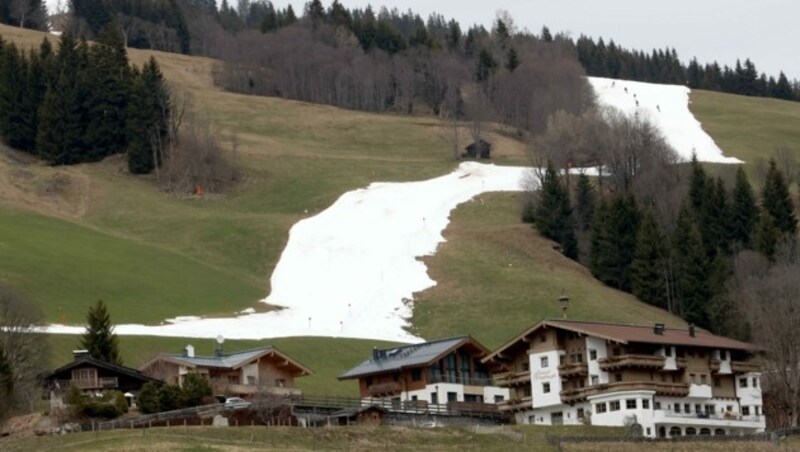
[224,397,252,410]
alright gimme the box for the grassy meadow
[1,23,797,396]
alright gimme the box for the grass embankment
[690,90,800,165]
[2,425,626,451]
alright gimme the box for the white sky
[44,0,799,80]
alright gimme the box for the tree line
[529,142,798,338]
[0,0,47,30]
[0,29,170,174]
[575,36,799,102]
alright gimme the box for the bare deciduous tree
[728,246,800,427]
[0,284,50,421]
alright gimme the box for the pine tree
[672,205,711,328]
[729,166,759,248]
[688,154,707,214]
[573,173,595,231]
[631,209,668,309]
[534,162,578,259]
[36,70,86,164]
[754,211,780,262]
[80,300,122,365]
[476,48,497,82]
[590,199,612,281]
[762,159,798,235]
[590,194,640,291]
[505,47,520,72]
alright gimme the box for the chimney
[689,324,696,338]
[72,349,90,359]
[184,344,195,358]
[372,347,380,361]
[654,323,665,335]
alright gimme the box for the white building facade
[484,320,765,438]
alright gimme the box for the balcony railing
[368,381,401,395]
[660,410,763,423]
[497,396,532,412]
[598,354,666,371]
[675,357,688,369]
[72,379,99,389]
[730,361,760,373]
[560,381,689,403]
[99,377,119,388]
[427,374,495,387]
[558,362,588,377]
[494,371,531,386]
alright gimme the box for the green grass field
[1,24,797,396]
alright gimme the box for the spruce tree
[672,206,711,328]
[688,154,707,214]
[36,70,85,164]
[590,194,640,291]
[534,162,578,259]
[631,209,668,309]
[573,173,595,231]
[754,211,779,262]
[590,199,612,282]
[80,300,122,365]
[730,166,758,248]
[762,159,797,235]
[506,47,520,72]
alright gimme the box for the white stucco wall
[530,350,562,408]
[586,337,608,384]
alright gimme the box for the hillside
[2,24,797,393]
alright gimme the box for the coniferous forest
[0,28,170,173]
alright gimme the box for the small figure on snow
[624,87,628,93]
[635,100,639,107]
[612,81,616,87]
[656,105,661,112]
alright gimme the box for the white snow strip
[42,77,738,343]
[588,77,742,164]
[44,163,531,343]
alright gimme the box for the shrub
[182,374,211,407]
[137,382,161,414]
[157,384,184,412]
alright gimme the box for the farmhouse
[45,350,161,406]
[139,344,313,398]
[463,139,492,159]
[339,336,509,407]
[483,319,765,438]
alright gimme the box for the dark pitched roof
[46,355,162,383]
[140,346,313,376]
[339,336,489,380]
[484,319,757,363]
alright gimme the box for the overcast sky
[46,0,799,79]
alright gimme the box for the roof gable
[47,356,161,383]
[339,336,489,380]
[140,346,313,376]
[484,319,757,363]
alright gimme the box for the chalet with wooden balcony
[45,350,161,399]
[339,336,509,407]
[483,319,765,438]
[139,344,313,398]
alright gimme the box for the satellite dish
[216,335,225,345]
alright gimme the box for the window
[752,377,759,388]
[543,383,551,393]
[684,403,690,414]
[228,375,238,384]
[654,401,661,410]
[707,405,716,415]
[642,399,650,409]
[686,427,697,436]
[411,395,418,401]
[589,349,597,360]
[522,386,532,397]
[714,377,721,387]
[591,375,599,385]
[742,406,750,416]
[541,356,549,368]
[365,377,373,386]
[275,378,285,387]
[447,392,458,402]
[609,401,620,411]
[465,394,482,403]
[690,373,696,384]
[551,412,564,426]
[247,376,256,385]
[540,335,547,343]
[687,350,694,358]
[595,402,607,413]
[578,379,585,388]
[612,347,621,356]
[522,362,530,371]
[615,373,623,382]
[700,374,707,385]
[726,405,733,412]
[755,406,760,416]
[411,369,422,381]
[577,408,585,419]
[431,392,438,404]
[494,395,505,403]
[626,399,637,410]
[739,378,748,388]
[646,428,651,436]
[695,404,702,414]
[674,403,681,413]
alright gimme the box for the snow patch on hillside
[588,77,742,164]
[45,163,530,343]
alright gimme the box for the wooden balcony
[558,362,588,377]
[709,359,721,372]
[560,381,689,403]
[731,361,760,373]
[494,371,531,387]
[368,381,401,396]
[676,357,688,369]
[598,354,665,371]
[497,396,532,412]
